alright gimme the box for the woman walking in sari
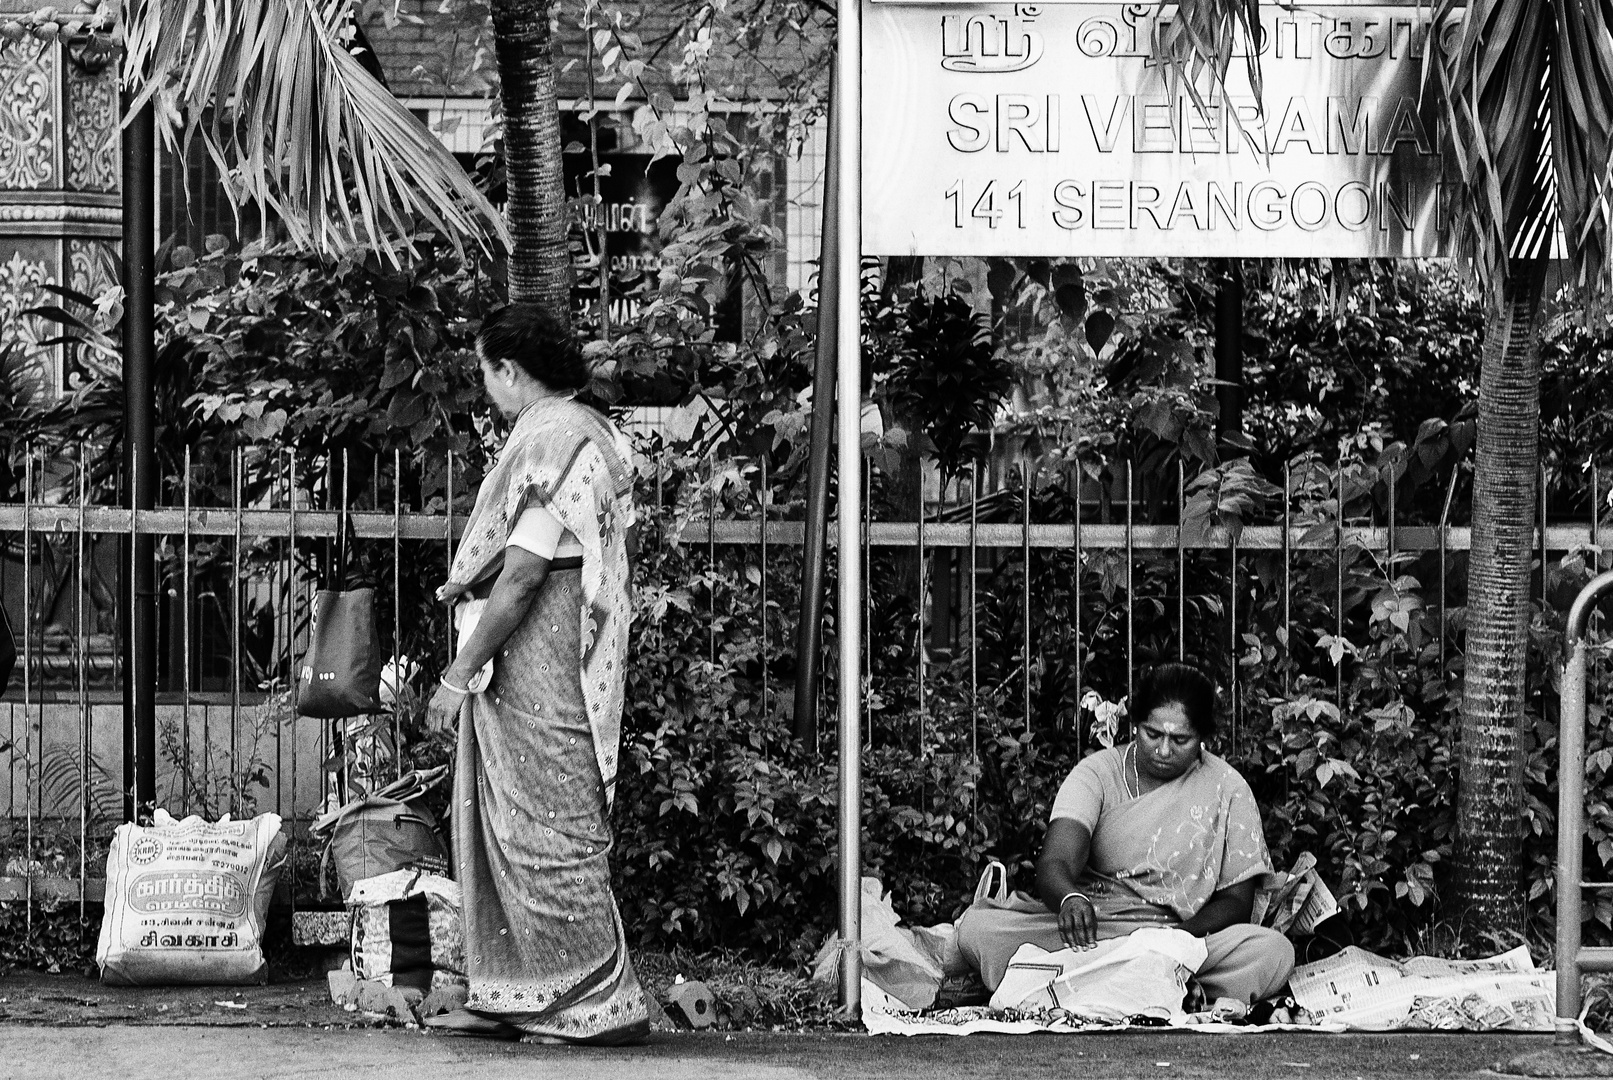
[425,303,649,1044]
[957,662,1294,1005]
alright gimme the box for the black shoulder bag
[297,498,384,719]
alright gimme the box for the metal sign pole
[1556,569,1613,1043]
[835,0,865,1014]
[120,93,157,825]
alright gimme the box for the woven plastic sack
[97,810,287,985]
[348,869,466,993]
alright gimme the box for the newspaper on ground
[862,979,1347,1037]
[1288,945,1554,1032]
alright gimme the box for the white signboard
[862,3,1459,258]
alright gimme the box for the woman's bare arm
[1037,818,1099,948]
[445,546,552,685]
[1178,877,1258,937]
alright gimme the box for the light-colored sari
[956,748,1290,1001]
[1056,746,1276,925]
[441,397,648,1043]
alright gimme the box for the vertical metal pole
[709,456,717,667]
[969,461,979,752]
[394,449,403,781]
[1559,628,1589,1043]
[915,469,925,747]
[1336,464,1345,706]
[1541,465,1550,610]
[1072,462,1082,750]
[1177,460,1185,661]
[760,456,769,717]
[121,95,157,824]
[23,450,34,929]
[1125,461,1134,709]
[446,449,456,665]
[288,451,300,821]
[340,452,352,799]
[1541,467,1551,740]
[1387,465,1398,569]
[793,71,840,747]
[1594,464,1602,568]
[272,455,283,817]
[77,461,89,913]
[7,450,19,821]
[1229,528,1237,751]
[182,447,192,816]
[1022,457,1032,730]
[833,6,864,1012]
[863,458,872,749]
[1557,571,1613,1043]
[231,447,243,814]
[1283,461,1292,696]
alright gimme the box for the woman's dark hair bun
[476,303,589,392]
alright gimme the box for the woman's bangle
[1059,891,1092,910]
[439,675,471,695]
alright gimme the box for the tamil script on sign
[863,3,1459,258]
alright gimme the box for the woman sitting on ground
[957,661,1295,1006]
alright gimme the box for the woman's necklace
[1125,742,1140,799]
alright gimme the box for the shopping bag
[309,766,451,899]
[348,869,466,994]
[811,877,945,1010]
[298,504,383,719]
[991,928,1208,1022]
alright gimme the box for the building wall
[0,41,122,399]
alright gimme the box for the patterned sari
[1054,747,1276,926]
[440,397,648,1043]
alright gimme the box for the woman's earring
[505,376,516,387]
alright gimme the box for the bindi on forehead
[1142,703,1195,738]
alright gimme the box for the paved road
[0,1025,1554,1080]
[0,973,1588,1079]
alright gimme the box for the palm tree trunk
[1456,258,1547,934]
[491,0,571,320]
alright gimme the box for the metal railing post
[834,0,865,1015]
[1558,569,1613,1044]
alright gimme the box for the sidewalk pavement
[0,971,1591,1080]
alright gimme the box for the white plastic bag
[812,877,944,1010]
[991,927,1208,1022]
[97,810,286,985]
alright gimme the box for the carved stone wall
[0,37,120,399]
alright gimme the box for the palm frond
[1547,0,1613,296]
[123,0,510,264]
[1153,0,1264,122]
[1428,0,1558,292]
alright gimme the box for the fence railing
[0,446,1600,911]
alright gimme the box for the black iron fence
[0,442,1600,912]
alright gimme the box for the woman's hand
[425,681,467,732]
[1058,893,1098,951]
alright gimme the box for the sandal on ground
[421,1008,525,1039]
